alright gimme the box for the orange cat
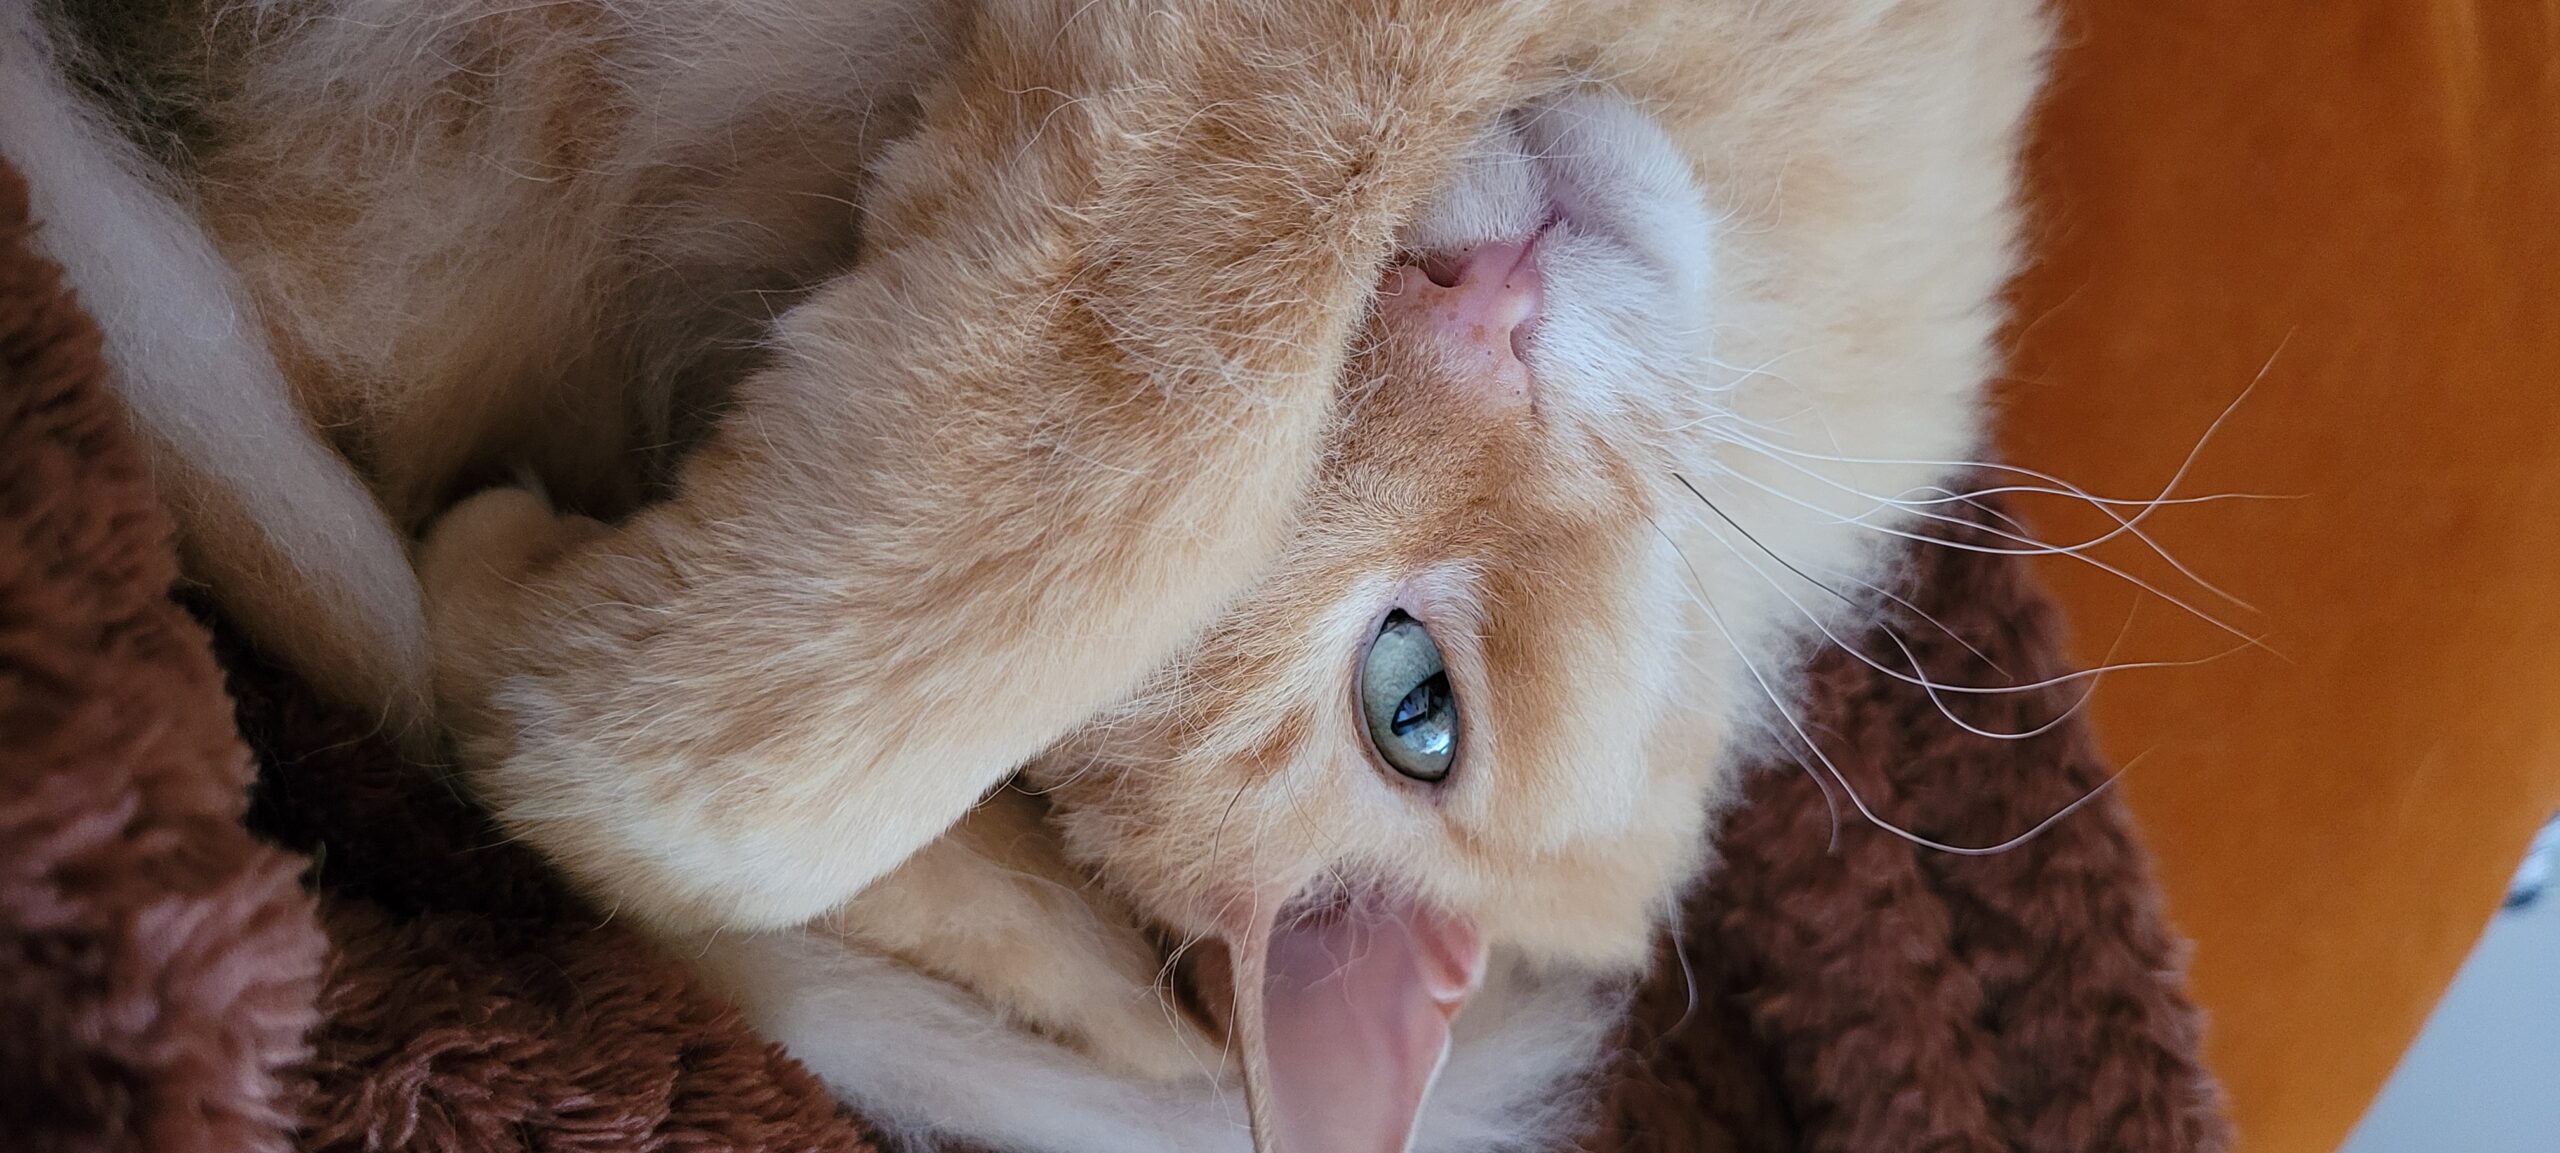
[4,1,2047,1149]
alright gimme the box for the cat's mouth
[1171,886,1486,1153]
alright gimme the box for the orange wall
[1998,3,2560,1152]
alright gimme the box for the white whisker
[1675,523,2108,856]
[1680,481,2089,741]
[1699,459,2281,659]
[1708,338,2286,611]
[1716,426,2256,611]
[1643,515,1845,845]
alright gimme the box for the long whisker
[1805,552,2009,675]
[1711,339,2284,611]
[1893,484,2293,510]
[1654,468,2010,674]
[1681,473,2244,698]
[1702,460,2281,659]
[1658,900,1702,1039]
[1644,514,1844,843]
[1681,480,2094,740]
[1704,338,2283,504]
[1770,625,2139,857]
[1658,485,2156,853]
[1672,541,2026,854]
[1716,426,2256,612]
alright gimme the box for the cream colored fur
[3,1,2047,1149]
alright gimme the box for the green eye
[1360,612,1458,783]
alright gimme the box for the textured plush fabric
[220,621,878,1153]
[0,143,2228,1152]
[0,164,325,1153]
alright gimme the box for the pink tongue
[1250,900,1485,1153]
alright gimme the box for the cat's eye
[1359,612,1459,783]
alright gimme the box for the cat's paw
[416,484,614,785]
[418,486,609,610]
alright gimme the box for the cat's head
[1022,92,1748,1149]
[1012,0,2046,1119]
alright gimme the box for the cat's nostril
[1419,253,1465,289]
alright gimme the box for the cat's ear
[1228,897,1485,1153]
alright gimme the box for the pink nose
[1379,235,1545,406]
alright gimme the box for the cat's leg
[421,0,1551,934]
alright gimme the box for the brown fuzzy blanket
[1,158,2228,1153]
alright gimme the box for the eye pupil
[1393,679,1439,732]
[1360,612,1459,783]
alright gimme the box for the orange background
[1998,3,2560,1151]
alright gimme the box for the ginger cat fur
[3,1,2047,1149]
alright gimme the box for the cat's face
[1022,92,1734,1148]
